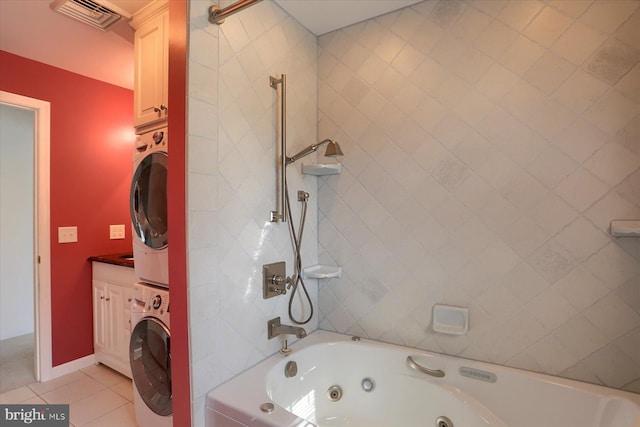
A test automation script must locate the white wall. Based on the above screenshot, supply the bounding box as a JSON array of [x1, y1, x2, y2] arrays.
[[0, 104, 35, 340], [316, 0, 640, 392], [187, 1, 318, 425]]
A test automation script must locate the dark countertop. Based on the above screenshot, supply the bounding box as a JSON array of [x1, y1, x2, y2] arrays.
[[89, 253, 134, 268]]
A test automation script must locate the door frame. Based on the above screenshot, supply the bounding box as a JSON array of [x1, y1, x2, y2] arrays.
[[0, 91, 52, 382]]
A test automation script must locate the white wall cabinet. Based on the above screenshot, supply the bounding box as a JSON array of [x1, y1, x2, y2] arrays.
[[92, 262, 135, 378], [131, 1, 169, 132]]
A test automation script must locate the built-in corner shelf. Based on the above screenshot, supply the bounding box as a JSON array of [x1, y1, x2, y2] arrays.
[[302, 163, 342, 176], [610, 220, 640, 237], [302, 265, 342, 279]]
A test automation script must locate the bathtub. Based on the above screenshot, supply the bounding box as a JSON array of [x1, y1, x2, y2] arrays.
[[206, 331, 640, 427]]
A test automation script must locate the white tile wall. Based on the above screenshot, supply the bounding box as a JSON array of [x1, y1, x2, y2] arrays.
[[317, 0, 640, 393], [186, 1, 640, 424], [187, 1, 317, 426]]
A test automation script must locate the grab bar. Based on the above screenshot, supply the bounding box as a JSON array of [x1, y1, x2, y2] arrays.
[[406, 355, 445, 378]]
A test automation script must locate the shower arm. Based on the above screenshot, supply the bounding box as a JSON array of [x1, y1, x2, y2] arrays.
[[286, 139, 334, 165]]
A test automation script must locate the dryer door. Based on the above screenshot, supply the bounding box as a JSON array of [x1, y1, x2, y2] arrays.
[[130, 151, 168, 249], [130, 317, 172, 416]]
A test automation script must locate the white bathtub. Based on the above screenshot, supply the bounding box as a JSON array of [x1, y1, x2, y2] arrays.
[[206, 331, 640, 427]]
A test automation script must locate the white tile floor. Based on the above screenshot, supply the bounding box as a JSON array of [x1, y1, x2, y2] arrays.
[[0, 364, 138, 427]]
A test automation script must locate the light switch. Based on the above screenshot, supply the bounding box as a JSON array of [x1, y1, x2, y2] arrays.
[[110, 224, 125, 240], [58, 226, 78, 243]]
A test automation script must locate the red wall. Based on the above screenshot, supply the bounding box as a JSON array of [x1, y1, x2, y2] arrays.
[[0, 51, 135, 366], [167, 1, 191, 425]]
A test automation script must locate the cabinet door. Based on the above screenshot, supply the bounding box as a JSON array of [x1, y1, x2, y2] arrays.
[[133, 11, 168, 128], [92, 281, 108, 351], [124, 287, 133, 334], [106, 285, 127, 358]]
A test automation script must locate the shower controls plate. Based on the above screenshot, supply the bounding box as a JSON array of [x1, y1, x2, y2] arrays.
[[263, 261, 288, 299]]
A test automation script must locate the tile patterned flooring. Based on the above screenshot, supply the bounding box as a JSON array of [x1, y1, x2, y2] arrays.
[[0, 335, 138, 426]]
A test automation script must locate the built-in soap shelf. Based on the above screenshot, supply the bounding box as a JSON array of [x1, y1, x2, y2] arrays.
[[302, 163, 342, 176], [432, 304, 469, 335], [302, 265, 342, 279], [610, 220, 640, 237]]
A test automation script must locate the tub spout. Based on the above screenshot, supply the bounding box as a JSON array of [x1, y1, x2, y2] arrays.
[[268, 317, 306, 339]]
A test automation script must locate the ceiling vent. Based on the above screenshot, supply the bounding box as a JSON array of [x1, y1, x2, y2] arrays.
[[50, 0, 132, 31]]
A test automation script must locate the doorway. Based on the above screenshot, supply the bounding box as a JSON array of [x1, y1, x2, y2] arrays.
[[0, 91, 52, 388], [0, 103, 35, 392]]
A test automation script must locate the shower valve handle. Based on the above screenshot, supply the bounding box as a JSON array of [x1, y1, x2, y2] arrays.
[[268, 274, 292, 295]]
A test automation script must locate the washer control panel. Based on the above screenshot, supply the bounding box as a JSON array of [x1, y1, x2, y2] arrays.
[[132, 283, 170, 319], [134, 127, 168, 153]]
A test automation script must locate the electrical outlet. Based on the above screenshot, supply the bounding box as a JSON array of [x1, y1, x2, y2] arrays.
[[58, 226, 78, 243], [110, 224, 125, 240]]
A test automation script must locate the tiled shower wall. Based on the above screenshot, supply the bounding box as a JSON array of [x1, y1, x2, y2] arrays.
[[317, 0, 640, 391], [186, 0, 639, 423], [187, 1, 317, 425]]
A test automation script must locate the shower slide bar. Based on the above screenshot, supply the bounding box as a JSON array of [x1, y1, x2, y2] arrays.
[[270, 74, 287, 223], [208, 0, 263, 25]]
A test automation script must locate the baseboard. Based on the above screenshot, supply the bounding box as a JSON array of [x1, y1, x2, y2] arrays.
[[43, 354, 96, 381]]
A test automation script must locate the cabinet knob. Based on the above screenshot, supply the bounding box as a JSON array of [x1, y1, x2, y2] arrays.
[[128, 298, 132, 302], [160, 104, 167, 111], [105, 298, 111, 302], [154, 106, 161, 113], [100, 296, 105, 300]]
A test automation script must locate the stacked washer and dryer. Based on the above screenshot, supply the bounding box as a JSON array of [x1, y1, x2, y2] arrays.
[[129, 128, 172, 427]]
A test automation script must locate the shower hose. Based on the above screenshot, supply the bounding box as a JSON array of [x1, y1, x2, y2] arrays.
[[284, 178, 314, 325]]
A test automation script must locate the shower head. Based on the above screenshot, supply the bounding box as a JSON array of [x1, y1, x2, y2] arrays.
[[324, 140, 344, 158], [286, 139, 344, 165]]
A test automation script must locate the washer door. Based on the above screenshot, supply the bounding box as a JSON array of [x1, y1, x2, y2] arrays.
[[130, 151, 168, 249], [130, 317, 172, 416]]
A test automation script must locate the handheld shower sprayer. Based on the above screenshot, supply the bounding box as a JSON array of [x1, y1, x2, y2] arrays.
[[286, 139, 343, 165], [281, 138, 343, 325]]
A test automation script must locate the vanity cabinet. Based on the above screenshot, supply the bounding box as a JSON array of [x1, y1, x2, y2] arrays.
[[92, 262, 135, 378], [131, 1, 169, 132]]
